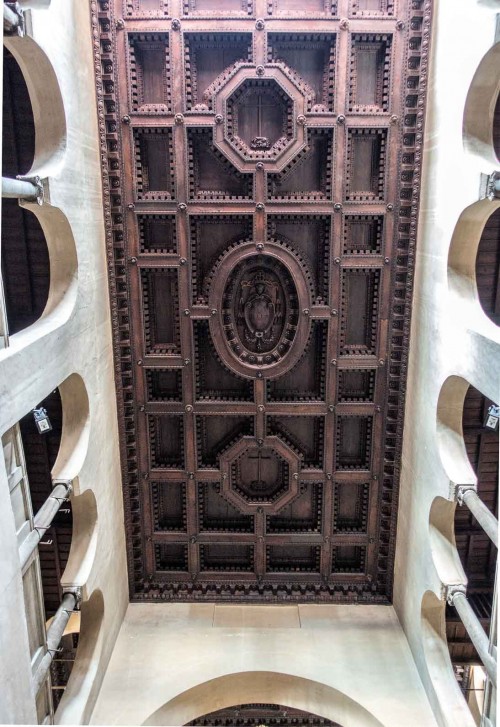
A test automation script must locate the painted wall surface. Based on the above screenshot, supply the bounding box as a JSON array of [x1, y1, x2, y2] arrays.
[[393, 1, 499, 726], [91, 603, 439, 727], [0, 0, 129, 723]]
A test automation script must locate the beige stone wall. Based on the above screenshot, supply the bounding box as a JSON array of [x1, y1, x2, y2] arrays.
[[0, 0, 129, 723], [91, 602, 439, 727], [393, 1, 499, 726]]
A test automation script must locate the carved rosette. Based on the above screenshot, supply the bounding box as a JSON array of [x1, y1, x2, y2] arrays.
[[208, 241, 312, 379]]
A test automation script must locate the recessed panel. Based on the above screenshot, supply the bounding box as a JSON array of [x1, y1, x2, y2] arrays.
[[146, 369, 183, 401], [336, 416, 372, 470], [267, 34, 336, 111], [350, 0, 394, 14], [267, 545, 321, 572], [334, 482, 369, 532], [152, 482, 187, 531], [346, 129, 386, 201], [149, 415, 184, 468], [343, 215, 383, 255], [332, 545, 366, 573], [138, 215, 176, 254], [155, 544, 188, 571], [340, 269, 380, 354], [190, 215, 253, 301], [267, 483, 322, 533], [129, 34, 170, 111], [267, 416, 324, 469], [188, 129, 252, 199], [268, 130, 333, 200], [267, 215, 330, 301], [272, 0, 336, 15], [199, 483, 254, 532], [184, 0, 252, 15], [200, 544, 254, 571], [141, 269, 180, 353], [134, 129, 174, 199], [197, 416, 254, 467], [349, 35, 391, 112], [185, 34, 252, 108], [195, 322, 254, 401], [337, 369, 376, 402], [267, 321, 327, 402]]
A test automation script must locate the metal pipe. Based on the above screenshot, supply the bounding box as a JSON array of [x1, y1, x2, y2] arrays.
[[17, 0, 51, 7], [2, 176, 41, 202], [3, 4, 22, 32], [447, 587, 497, 688], [32, 592, 77, 695], [458, 487, 498, 548], [19, 482, 72, 570]]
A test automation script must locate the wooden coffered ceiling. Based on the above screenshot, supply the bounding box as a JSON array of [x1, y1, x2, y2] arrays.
[[93, 0, 432, 602]]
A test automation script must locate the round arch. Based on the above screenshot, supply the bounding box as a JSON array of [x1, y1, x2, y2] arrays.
[[447, 198, 500, 342], [436, 375, 477, 488], [462, 41, 500, 165], [143, 672, 386, 727], [3, 34, 67, 177]]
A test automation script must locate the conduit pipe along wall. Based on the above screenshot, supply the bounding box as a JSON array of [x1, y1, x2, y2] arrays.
[[33, 590, 80, 694], [18, 479, 72, 570]]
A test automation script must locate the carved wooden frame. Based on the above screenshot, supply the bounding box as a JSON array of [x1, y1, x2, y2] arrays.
[[91, 0, 433, 603]]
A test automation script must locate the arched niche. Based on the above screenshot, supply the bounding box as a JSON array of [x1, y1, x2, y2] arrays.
[[52, 374, 90, 484], [1, 47, 76, 342], [2, 201, 79, 345], [60, 489, 97, 597], [436, 376, 477, 488], [50, 372, 96, 590], [447, 199, 500, 339], [463, 41, 500, 165], [3, 34, 66, 178], [420, 591, 476, 727], [54, 589, 105, 725], [143, 672, 386, 727], [429, 496, 466, 588], [474, 207, 500, 326]]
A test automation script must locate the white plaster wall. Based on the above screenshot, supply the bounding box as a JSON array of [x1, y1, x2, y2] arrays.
[[91, 603, 439, 727], [0, 1, 129, 723], [393, 2, 500, 726]]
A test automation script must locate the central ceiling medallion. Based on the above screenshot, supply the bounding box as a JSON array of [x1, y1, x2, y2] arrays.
[[208, 241, 312, 379]]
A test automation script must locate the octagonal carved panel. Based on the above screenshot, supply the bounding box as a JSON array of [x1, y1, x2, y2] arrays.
[[220, 435, 301, 514]]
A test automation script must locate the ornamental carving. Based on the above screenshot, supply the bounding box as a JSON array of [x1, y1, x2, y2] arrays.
[[208, 241, 312, 379], [93, 0, 433, 603], [220, 435, 302, 515]]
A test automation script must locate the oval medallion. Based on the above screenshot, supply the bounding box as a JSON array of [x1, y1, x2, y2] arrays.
[[208, 241, 312, 380]]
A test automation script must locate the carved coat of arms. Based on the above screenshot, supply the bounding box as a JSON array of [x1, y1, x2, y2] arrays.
[[237, 271, 282, 351]]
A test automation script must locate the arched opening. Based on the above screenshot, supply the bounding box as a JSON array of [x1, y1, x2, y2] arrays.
[[1, 47, 50, 337], [19, 388, 70, 618], [420, 591, 475, 727], [447, 383, 498, 713], [54, 589, 105, 726], [462, 41, 500, 165], [143, 672, 386, 727], [186, 703, 341, 726], [475, 207, 500, 326], [3, 372, 95, 722], [447, 199, 500, 340], [434, 376, 498, 723]]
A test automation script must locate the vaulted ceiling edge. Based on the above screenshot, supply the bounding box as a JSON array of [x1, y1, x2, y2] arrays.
[[91, 0, 433, 603]]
